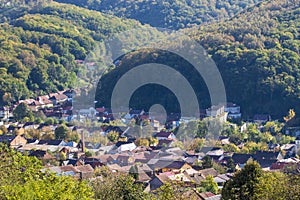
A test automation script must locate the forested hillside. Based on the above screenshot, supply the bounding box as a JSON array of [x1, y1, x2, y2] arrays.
[[96, 0, 300, 118], [0, 1, 143, 106], [191, 0, 300, 117], [0, 0, 299, 118], [55, 0, 260, 30]]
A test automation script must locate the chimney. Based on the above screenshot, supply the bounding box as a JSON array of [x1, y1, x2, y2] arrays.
[[81, 130, 85, 153]]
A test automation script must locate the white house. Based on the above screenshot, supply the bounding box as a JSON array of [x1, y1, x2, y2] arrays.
[[154, 131, 176, 140], [117, 142, 137, 153], [225, 103, 241, 119], [0, 106, 10, 119], [78, 107, 97, 118], [206, 105, 228, 122]]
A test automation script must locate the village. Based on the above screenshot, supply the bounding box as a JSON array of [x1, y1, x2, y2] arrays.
[[0, 90, 300, 199]]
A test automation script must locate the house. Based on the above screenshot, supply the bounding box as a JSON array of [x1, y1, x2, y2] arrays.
[[156, 139, 174, 148], [206, 148, 224, 156], [214, 174, 230, 189], [240, 123, 248, 132], [43, 164, 94, 179], [270, 161, 300, 171], [253, 151, 283, 169], [38, 95, 54, 108], [38, 140, 66, 146], [29, 150, 54, 160], [198, 168, 219, 178], [129, 109, 144, 118], [0, 135, 27, 147], [26, 138, 39, 144], [225, 103, 241, 119], [161, 161, 191, 172], [281, 144, 297, 157], [253, 114, 271, 124], [253, 151, 283, 161], [49, 93, 68, 105], [0, 106, 10, 119], [231, 153, 252, 169], [23, 122, 39, 130], [149, 173, 171, 191], [75, 164, 94, 179], [218, 136, 230, 145], [78, 107, 97, 118], [117, 142, 137, 153], [295, 136, 300, 154], [206, 105, 227, 122], [63, 89, 77, 99], [63, 159, 83, 166], [199, 192, 221, 200], [84, 157, 105, 168], [154, 131, 176, 140], [206, 105, 224, 117]]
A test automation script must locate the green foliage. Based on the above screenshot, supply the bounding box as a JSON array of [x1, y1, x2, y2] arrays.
[[135, 138, 149, 147], [188, 138, 205, 152], [0, 144, 93, 199], [223, 161, 300, 200], [56, 0, 260, 30], [192, 0, 300, 118], [227, 158, 236, 172], [54, 124, 70, 140], [106, 131, 119, 142], [202, 155, 213, 169], [148, 136, 158, 146], [13, 102, 33, 121], [91, 173, 149, 200], [153, 181, 189, 200], [222, 160, 263, 200], [0, 1, 143, 106], [199, 175, 218, 194], [212, 162, 226, 174]]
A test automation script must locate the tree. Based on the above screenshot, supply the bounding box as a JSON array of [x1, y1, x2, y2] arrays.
[[66, 131, 80, 142], [129, 165, 139, 180], [199, 175, 218, 194], [195, 120, 208, 138], [45, 118, 55, 125], [227, 158, 236, 172], [222, 160, 263, 200], [188, 138, 205, 152], [135, 138, 149, 147], [202, 155, 213, 169], [0, 125, 8, 134], [13, 102, 33, 121], [153, 181, 188, 200], [253, 171, 287, 200], [0, 144, 93, 199], [54, 124, 70, 140], [284, 109, 296, 122], [148, 136, 158, 146], [106, 131, 119, 142], [91, 173, 149, 200], [229, 134, 243, 145]]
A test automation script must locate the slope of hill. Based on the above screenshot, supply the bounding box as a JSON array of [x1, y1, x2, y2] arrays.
[[55, 0, 260, 30], [95, 0, 300, 118], [0, 1, 143, 106], [191, 0, 300, 117]]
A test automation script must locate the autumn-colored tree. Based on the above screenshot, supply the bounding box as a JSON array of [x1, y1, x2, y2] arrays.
[[106, 131, 119, 142], [135, 138, 149, 147], [284, 109, 296, 122]]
